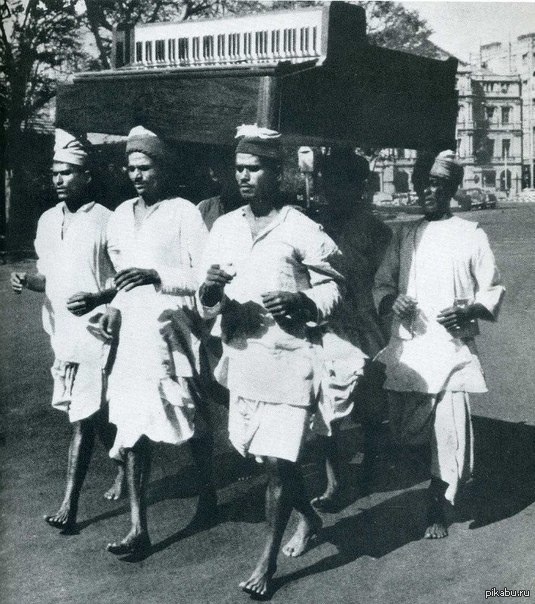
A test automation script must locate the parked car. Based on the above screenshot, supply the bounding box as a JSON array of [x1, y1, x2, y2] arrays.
[[453, 189, 473, 211], [455, 188, 498, 211]]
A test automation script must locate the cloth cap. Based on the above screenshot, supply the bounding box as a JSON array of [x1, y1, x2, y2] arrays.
[[53, 129, 90, 167], [429, 150, 464, 187], [126, 125, 171, 163], [235, 124, 282, 160]]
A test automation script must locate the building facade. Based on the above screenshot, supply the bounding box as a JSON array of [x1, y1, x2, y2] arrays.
[[374, 54, 524, 196], [479, 34, 535, 188]]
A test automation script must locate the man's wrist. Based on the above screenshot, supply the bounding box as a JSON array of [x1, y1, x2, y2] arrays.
[[199, 283, 223, 307], [149, 269, 161, 286]]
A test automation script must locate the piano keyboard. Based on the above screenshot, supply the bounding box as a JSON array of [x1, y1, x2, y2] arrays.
[[111, 5, 353, 70]]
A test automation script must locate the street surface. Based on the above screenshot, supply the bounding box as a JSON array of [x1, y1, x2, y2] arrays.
[[1, 205, 534, 604]]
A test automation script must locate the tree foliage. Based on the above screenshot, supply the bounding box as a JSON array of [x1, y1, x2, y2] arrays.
[[1, 0, 84, 134]]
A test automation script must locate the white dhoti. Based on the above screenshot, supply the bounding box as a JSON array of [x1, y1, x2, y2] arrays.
[[229, 397, 309, 463], [388, 390, 474, 504], [107, 292, 200, 460], [51, 358, 105, 423]]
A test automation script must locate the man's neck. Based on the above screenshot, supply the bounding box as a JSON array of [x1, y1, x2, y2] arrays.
[[424, 210, 452, 222], [63, 199, 87, 214], [248, 196, 278, 217], [138, 193, 163, 208]]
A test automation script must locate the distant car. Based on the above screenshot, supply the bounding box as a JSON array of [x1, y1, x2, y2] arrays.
[[454, 189, 473, 211], [459, 188, 497, 210], [485, 192, 498, 209]]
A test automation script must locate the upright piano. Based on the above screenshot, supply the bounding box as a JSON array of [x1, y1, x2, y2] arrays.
[[56, 2, 458, 151]]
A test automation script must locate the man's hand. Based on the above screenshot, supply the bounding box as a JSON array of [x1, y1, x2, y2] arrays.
[[67, 292, 99, 316], [114, 268, 160, 292], [391, 294, 417, 319], [98, 307, 121, 340], [200, 264, 235, 307], [261, 291, 309, 319], [437, 305, 473, 332], [10, 272, 27, 294]]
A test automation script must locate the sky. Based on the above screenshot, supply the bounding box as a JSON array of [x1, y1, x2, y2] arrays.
[[401, 1, 535, 61]]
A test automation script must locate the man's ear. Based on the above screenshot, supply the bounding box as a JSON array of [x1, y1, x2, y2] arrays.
[[84, 170, 92, 185]]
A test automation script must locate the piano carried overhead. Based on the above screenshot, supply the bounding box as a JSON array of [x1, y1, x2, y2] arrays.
[[57, 2, 459, 151]]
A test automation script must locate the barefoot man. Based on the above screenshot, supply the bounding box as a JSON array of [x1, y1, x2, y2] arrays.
[[100, 126, 214, 559], [11, 129, 124, 533], [198, 125, 343, 598], [312, 148, 392, 510], [373, 150, 505, 539]]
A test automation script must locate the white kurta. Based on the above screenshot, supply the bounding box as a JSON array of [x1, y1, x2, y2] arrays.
[[106, 197, 208, 454], [198, 205, 343, 459], [373, 215, 505, 503], [199, 205, 343, 406], [34, 201, 114, 421], [373, 216, 504, 394]]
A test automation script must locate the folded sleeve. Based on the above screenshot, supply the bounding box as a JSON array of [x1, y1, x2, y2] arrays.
[[299, 223, 344, 322], [471, 227, 505, 320], [196, 217, 226, 319]]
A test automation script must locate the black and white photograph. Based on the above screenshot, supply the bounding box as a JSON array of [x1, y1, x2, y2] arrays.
[[1, 1, 534, 602]]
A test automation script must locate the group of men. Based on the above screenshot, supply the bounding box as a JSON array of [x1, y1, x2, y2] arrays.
[[11, 123, 504, 599]]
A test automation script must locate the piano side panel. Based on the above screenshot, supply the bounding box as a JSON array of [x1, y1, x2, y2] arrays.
[[279, 48, 458, 150], [56, 74, 261, 145]]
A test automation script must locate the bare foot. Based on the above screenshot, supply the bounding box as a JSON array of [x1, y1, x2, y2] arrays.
[[43, 507, 76, 533], [103, 469, 125, 501], [282, 513, 322, 557], [239, 561, 276, 599], [106, 528, 151, 557], [311, 487, 341, 513], [424, 522, 448, 539]]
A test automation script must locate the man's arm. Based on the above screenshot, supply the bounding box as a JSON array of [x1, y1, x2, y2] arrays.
[[437, 227, 505, 331], [66, 287, 117, 316], [11, 271, 46, 293]]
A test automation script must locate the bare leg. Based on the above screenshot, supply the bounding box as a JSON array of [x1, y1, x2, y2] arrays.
[[311, 423, 342, 512], [360, 421, 382, 495], [283, 465, 322, 557], [188, 432, 218, 526], [239, 457, 293, 598], [94, 406, 125, 501], [107, 437, 151, 556], [44, 418, 95, 532], [424, 476, 448, 539]]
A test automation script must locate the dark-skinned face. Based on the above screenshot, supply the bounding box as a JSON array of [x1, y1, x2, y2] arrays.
[[235, 153, 279, 202], [52, 162, 90, 205], [418, 175, 453, 217], [127, 152, 165, 201]]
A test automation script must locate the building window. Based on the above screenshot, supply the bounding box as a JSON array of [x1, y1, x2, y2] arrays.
[[396, 148, 405, 159], [501, 107, 511, 124], [486, 106, 495, 120], [136, 41, 143, 62], [488, 139, 495, 159], [502, 139, 511, 158]]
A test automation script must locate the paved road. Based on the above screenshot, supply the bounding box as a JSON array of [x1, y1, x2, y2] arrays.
[[1, 206, 534, 604]]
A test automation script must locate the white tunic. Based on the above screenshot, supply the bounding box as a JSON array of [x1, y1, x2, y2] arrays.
[[35, 201, 114, 421], [198, 205, 343, 407], [373, 216, 505, 394], [106, 197, 208, 452]]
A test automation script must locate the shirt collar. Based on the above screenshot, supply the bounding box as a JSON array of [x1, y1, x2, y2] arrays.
[[57, 200, 96, 213]]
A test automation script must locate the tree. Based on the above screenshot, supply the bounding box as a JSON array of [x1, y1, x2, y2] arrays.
[[1, 0, 85, 247]]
